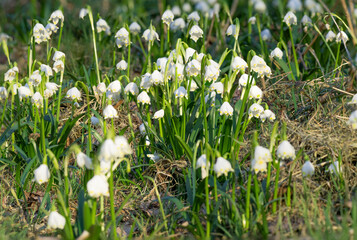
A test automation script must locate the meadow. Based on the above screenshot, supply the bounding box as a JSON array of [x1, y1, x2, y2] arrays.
[[0, 0, 357, 239]]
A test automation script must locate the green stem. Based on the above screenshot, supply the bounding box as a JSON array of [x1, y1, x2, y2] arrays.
[[272, 160, 281, 213], [289, 27, 300, 78], [333, 42, 341, 80], [109, 162, 118, 240], [205, 173, 211, 239], [245, 172, 252, 230], [57, 20, 63, 51]]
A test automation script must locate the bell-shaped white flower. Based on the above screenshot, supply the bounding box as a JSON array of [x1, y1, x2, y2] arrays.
[[168, 62, 185, 80], [29, 70, 42, 86], [210, 82, 224, 94], [231, 56, 248, 72], [49, 10, 64, 25], [283, 11, 298, 27], [347, 110, 357, 129], [147, 152, 161, 162], [336, 31, 349, 44], [99, 139, 118, 161], [171, 18, 186, 31], [33, 23, 50, 44], [153, 109, 164, 119], [157, 57, 168, 71], [4, 66, 19, 82], [150, 70, 164, 85], [41, 64, 53, 77], [45, 23, 58, 36], [48, 211, 66, 230], [270, 47, 283, 59], [325, 31, 336, 42], [66, 87, 81, 101], [261, 29, 272, 41], [115, 28, 130, 48], [142, 28, 160, 42], [137, 91, 151, 104], [34, 164, 50, 184], [328, 161, 341, 175], [96, 82, 106, 96], [124, 82, 139, 96], [287, 0, 302, 11], [183, 3, 192, 13], [140, 73, 152, 90], [276, 140, 296, 160], [226, 24, 238, 38], [0, 87, 8, 100], [185, 47, 196, 62], [248, 103, 264, 118], [129, 22, 141, 34], [248, 16, 256, 24], [53, 51, 65, 61], [18, 85, 32, 100], [189, 80, 198, 91], [174, 86, 188, 98], [301, 15, 312, 26], [250, 55, 271, 78], [213, 157, 233, 177], [79, 8, 88, 19], [114, 136, 133, 158], [260, 109, 276, 122], [172, 6, 181, 16], [254, 146, 273, 163], [187, 11, 200, 22], [53, 60, 64, 73], [196, 154, 210, 179], [239, 74, 256, 88], [162, 9, 174, 25], [77, 152, 93, 169], [254, 0, 267, 13], [139, 123, 146, 135], [219, 102, 233, 116], [87, 175, 109, 198], [302, 161, 314, 177], [249, 85, 263, 100], [32, 92, 43, 108], [116, 60, 128, 70], [96, 19, 111, 35], [189, 25, 203, 42], [251, 157, 267, 174], [186, 59, 201, 77], [205, 65, 220, 82], [103, 105, 118, 119], [107, 80, 122, 93]]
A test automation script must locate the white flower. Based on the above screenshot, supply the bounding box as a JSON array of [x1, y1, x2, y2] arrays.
[[283, 11, 298, 27], [48, 211, 66, 230], [326, 31, 336, 42], [41, 64, 53, 77], [139, 123, 146, 135], [276, 140, 296, 160], [196, 1, 210, 14], [140, 73, 152, 90], [287, 0, 302, 11], [28, 70, 42, 86], [205, 91, 216, 106], [336, 31, 349, 44], [99, 139, 118, 161], [34, 164, 50, 184], [4, 66, 18, 82], [189, 25, 203, 42], [171, 18, 186, 31], [270, 47, 283, 59], [183, 3, 192, 13], [107, 80, 122, 93], [0, 87, 8, 100], [33, 23, 50, 44], [53, 51, 65, 61], [328, 161, 341, 175], [162, 9, 174, 25], [301, 15, 312, 26], [66, 87, 81, 101], [147, 152, 161, 162], [32, 92, 43, 108], [137, 91, 151, 104], [210, 81, 224, 94], [254, 146, 273, 163], [53, 60, 64, 73], [45, 23, 58, 36], [49, 10, 64, 25], [115, 28, 130, 48], [239, 74, 256, 88], [251, 157, 267, 174], [129, 22, 141, 34], [205, 65, 220, 82], [124, 82, 139, 96], [248, 17, 256, 24], [219, 102, 233, 116], [248, 103, 264, 118], [114, 136, 133, 157], [96, 82, 107, 96], [226, 24, 238, 38], [142, 28, 159, 42], [157, 57, 168, 71], [189, 80, 198, 91], [196, 154, 210, 179], [18, 85, 32, 100], [91, 116, 100, 125], [103, 105, 118, 119], [261, 29, 272, 41], [87, 175, 109, 198], [100, 160, 111, 174], [96, 19, 111, 35], [0, 33, 11, 42], [250, 55, 271, 78], [172, 6, 181, 16], [150, 70, 164, 85], [77, 152, 93, 169], [254, 1, 266, 13], [185, 47, 196, 62], [260, 109, 276, 122], [347, 110, 357, 129], [79, 8, 88, 19], [186, 59, 201, 77], [153, 109, 164, 119], [174, 86, 188, 98], [145, 135, 150, 146], [249, 85, 263, 99], [302, 161, 314, 177], [168, 62, 185, 80], [348, 94, 357, 105], [116, 60, 128, 70], [231, 57, 248, 72], [213, 157, 233, 177], [188, 11, 200, 22]]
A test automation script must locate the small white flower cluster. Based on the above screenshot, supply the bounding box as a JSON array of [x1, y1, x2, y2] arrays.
[[34, 10, 64, 44], [196, 154, 233, 179], [326, 30, 349, 44]]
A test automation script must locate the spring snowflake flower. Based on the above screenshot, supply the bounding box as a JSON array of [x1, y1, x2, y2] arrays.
[[40, 64, 53, 77], [183, 3, 192, 13], [214, 157, 233, 177], [174, 86, 188, 98], [91, 116, 100, 126], [162, 9, 174, 25], [28, 70, 42, 87], [348, 94, 357, 104], [79, 8, 88, 19], [189, 80, 198, 91], [18, 85, 32, 100], [142, 28, 160, 42], [33, 23, 50, 44], [261, 29, 272, 41], [248, 16, 256, 24], [87, 175, 109, 198], [157, 57, 168, 71], [53, 60, 64, 73], [66, 87, 81, 101], [96, 82, 106, 96], [205, 65, 220, 82], [45, 23, 58, 36], [210, 82, 224, 94], [115, 28, 130, 48], [283, 11, 298, 27], [185, 47, 196, 62], [231, 56, 248, 72], [219, 102, 234, 116], [287, 0, 302, 11], [137, 91, 151, 104], [226, 24, 238, 38], [103, 105, 118, 119], [325, 31, 336, 42], [129, 22, 141, 34], [107, 80, 122, 93], [251, 157, 267, 174], [270, 47, 283, 59], [250, 55, 271, 78], [260, 109, 276, 122], [189, 25, 203, 42], [196, 154, 210, 179], [336, 31, 349, 44], [239, 74, 256, 88], [140, 73, 152, 90], [76, 152, 93, 169], [124, 82, 139, 96], [186, 59, 201, 77], [171, 18, 186, 31], [99, 139, 118, 161], [49, 10, 64, 25], [301, 15, 312, 26], [153, 109, 164, 119], [32, 92, 43, 108], [0, 87, 8, 100], [150, 70, 164, 85], [195, 1, 210, 14], [188, 11, 200, 22], [249, 85, 263, 100], [328, 161, 341, 175], [248, 103, 264, 118], [116, 60, 128, 70], [4, 66, 18, 82], [255, 146, 273, 162], [114, 136, 133, 157], [96, 19, 111, 35], [168, 63, 185, 80], [302, 161, 315, 177], [34, 164, 50, 184], [347, 110, 357, 129], [48, 211, 66, 230], [276, 140, 296, 160], [145, 135, 150, 146], [147, 152, 161, 162], [254, 0, 266, 13], [53, 51, 65, 61]]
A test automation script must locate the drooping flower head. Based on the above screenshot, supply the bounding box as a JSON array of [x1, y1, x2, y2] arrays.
[[213, 157, 233, 177]]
